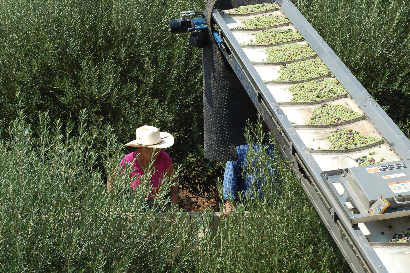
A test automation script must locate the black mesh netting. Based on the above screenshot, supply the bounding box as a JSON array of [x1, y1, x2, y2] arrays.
[[202, 0, 272, 161]]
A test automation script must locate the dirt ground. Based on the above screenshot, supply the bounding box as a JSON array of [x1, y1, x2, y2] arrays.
[[176, 186, 220, 212]]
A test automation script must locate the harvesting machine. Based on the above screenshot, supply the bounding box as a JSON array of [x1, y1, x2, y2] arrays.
[[170, 1, 410, 272]]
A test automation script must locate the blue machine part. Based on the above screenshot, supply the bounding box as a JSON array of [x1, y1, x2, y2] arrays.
[[188, 17, 208, 32], [212, 31, 224, 49]]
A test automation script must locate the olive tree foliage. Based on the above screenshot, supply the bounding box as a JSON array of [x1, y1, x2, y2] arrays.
[[0, 0, 205, 156], [0, 1, 407, 271], [0, 112, 201, 272], [0, 0, 221, 190], [0, 114, 350, 272]]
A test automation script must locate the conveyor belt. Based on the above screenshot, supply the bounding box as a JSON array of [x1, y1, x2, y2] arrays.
[[208, 1, 410, 272]]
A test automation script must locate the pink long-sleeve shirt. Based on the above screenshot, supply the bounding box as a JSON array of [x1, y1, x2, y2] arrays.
[[120, 150, 172, 199]]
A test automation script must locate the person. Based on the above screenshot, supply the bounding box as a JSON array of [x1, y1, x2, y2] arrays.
[[202, 0, 278, 215], [222, 144, 276, 214], [107, 125, 178, 208]]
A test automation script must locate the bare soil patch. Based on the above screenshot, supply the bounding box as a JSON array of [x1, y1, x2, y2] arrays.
[[176, 186, 220, 212]]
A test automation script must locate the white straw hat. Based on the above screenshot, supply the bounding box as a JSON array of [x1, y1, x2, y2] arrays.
[[125, 125, 174, 149]]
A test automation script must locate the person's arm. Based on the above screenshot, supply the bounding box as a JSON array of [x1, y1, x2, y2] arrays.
[[165, 163, 173, 178]]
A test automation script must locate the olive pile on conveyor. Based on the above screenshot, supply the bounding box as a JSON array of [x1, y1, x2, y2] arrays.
[[222, 3, 401, 171]]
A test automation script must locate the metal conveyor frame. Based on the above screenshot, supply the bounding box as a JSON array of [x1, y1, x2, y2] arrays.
[[209, 0, 410, 272]]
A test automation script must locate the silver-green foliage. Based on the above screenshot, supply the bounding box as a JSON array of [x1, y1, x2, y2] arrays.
[[0, 112, 196, 272], [224, 3, 280, 14], [289, 78, 348, 102], [328, 128, 382, 150], [249, 28, 302, 46], [0, 0, 204, 158], [238, 14, 289, 29], [308, 104, 362, 125], [266, 43, 316, 63], [212, 120, 351, 273], [278, 58, 329, 82], [0, 114, 351, 272]]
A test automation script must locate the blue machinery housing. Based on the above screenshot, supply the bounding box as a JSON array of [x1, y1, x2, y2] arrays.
[[189, 17, 208, 32]]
